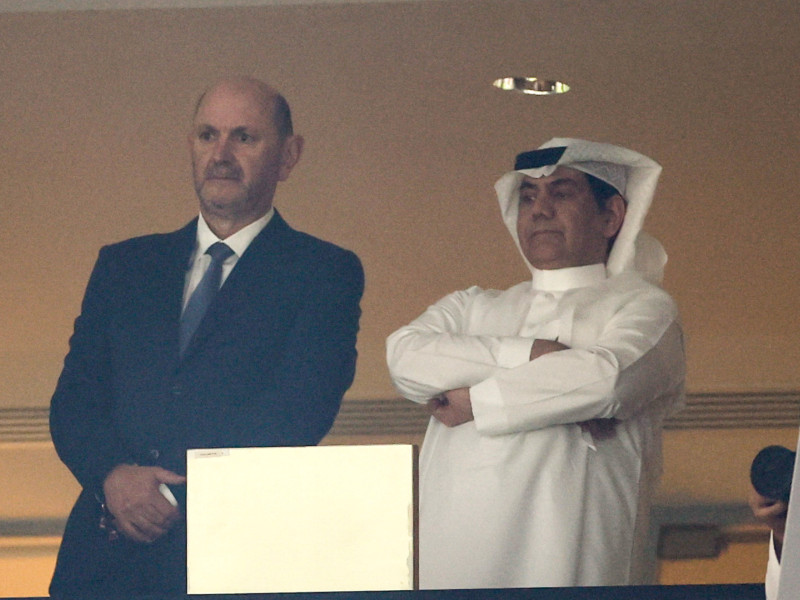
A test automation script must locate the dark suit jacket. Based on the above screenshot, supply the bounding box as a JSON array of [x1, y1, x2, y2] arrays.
[[48, 211, 364, 596]]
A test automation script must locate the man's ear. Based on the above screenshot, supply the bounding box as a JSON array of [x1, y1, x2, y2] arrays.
[[602, 194, 626, 239], [278, 134, 304, 181]]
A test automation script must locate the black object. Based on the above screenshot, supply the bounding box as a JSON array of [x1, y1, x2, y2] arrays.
[[514, 146, 568, 170], [750, 444, 796, 503], [44, 584, 769, 600]]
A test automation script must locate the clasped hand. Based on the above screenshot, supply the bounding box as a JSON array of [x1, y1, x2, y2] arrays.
[[427, 388, 474, 427], [103, 464, 186, 544]]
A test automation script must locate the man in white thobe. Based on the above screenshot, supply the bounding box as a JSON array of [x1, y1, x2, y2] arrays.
[[387, 138, 686, 589]]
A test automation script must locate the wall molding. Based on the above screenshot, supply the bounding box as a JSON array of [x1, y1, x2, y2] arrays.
[[0, 518, 66, 538], [0, 0, 430, 15], [0, 408, 52, 443], [663, 391, 800, 430], [5, 391, 797, 443], [329, 391, 800, 437]]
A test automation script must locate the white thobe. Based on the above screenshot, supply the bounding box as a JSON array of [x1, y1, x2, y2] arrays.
[[387, 264, 685, 589], [766, 532, 780, 600]]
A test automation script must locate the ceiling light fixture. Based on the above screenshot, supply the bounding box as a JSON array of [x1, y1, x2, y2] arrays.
[[492, 77, 570, 96]]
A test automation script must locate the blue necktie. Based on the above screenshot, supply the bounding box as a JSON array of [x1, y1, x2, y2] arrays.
[[179, 242, 234, 356]]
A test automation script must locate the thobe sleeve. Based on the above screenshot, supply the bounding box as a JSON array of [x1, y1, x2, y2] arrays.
[[386, 287, 533, 403], [470, 285, 685, 436]]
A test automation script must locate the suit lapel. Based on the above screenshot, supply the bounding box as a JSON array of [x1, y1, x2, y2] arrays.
[[139, 220, 197, 361]]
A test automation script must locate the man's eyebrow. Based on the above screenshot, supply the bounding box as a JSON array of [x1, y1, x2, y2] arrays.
[[520, 177, 580, 190], [549, 178, 581, 188]]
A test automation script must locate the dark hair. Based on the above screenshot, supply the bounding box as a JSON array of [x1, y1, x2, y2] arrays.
[[585, 173, 622, 209], [583, 172, 624, 254], [273, 93, 293, 140]]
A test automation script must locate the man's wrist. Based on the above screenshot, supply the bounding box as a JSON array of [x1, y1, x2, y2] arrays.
[[95, 492, 120, 542]]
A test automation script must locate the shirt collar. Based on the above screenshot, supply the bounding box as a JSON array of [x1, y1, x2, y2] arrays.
[[530, 263, 607, 292], [195, 208, 274, 259]]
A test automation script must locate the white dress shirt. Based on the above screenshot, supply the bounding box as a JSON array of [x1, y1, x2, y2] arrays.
[[182, 209, 273, 310]]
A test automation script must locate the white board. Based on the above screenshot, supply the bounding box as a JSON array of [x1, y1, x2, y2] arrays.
[[186, 444, 416, 594]]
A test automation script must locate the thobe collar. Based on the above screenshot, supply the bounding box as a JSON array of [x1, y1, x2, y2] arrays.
[[530, 263, 607, 292]]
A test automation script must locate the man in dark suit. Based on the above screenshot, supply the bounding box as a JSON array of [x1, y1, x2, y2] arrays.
[[48, 77, 364, 596]]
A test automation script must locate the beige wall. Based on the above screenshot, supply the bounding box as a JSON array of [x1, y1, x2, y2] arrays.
[[1, 0, 798, 593], [1, 0, 798, 408]]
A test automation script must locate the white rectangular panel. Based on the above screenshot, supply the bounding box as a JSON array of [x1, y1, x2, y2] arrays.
[[186, 444, 416, 594]]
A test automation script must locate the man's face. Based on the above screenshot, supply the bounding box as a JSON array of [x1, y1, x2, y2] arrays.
[[189, 82, 295, 228], [516, 166, 625, 270]]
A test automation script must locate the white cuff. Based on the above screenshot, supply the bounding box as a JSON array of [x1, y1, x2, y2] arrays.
[[470, 378, 507, 435], [495, 337, 535, 369]]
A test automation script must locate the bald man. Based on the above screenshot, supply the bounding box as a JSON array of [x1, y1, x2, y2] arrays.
[[49, 77, 364, 596]]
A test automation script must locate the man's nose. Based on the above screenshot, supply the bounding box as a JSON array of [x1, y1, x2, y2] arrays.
[[529, 193, 555, 218], [211, 136, 234, 162]]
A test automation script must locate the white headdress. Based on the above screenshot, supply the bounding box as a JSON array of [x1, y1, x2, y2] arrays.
[[494, 137, 666, 284]]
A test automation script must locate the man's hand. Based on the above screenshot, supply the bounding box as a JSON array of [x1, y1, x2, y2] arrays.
[[530, 338, 569, 360], [428, 387, 474, 427], [749, 485, 788, 559], [103, 464, 186, 544]]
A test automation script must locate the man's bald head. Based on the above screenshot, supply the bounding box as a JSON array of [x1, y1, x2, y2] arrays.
[[194, 77, 294, 140]]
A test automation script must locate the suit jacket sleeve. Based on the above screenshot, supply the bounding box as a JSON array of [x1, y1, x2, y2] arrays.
[[49, 245, 140, 493]]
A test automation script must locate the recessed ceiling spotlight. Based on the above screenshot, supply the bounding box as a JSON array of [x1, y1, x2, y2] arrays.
[[492, 77, 570, 95]]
